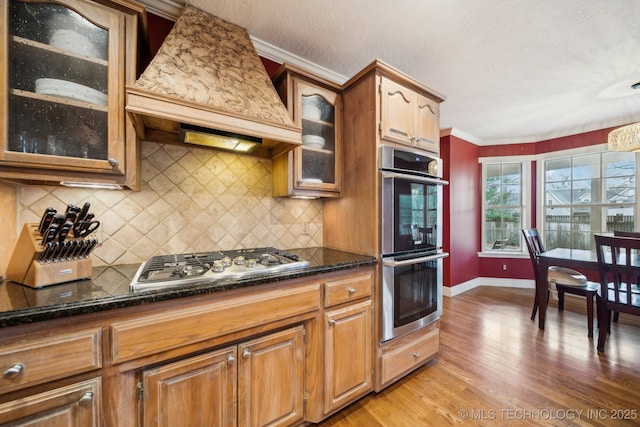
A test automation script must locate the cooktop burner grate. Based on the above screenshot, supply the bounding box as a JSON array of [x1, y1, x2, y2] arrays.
[[130, 247, 309, 291]]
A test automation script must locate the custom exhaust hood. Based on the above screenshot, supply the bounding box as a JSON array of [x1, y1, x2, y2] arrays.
[[126, 5, 301, 158]]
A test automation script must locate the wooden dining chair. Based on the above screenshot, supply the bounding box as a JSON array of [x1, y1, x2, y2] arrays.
[[613, 230, 640, 238], [521, 228, 600, 337], [594, 234, 640, 352]]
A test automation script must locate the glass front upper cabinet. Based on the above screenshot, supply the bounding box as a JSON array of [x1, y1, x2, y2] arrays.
[[1, 0, 128, 175], [272, 64, 342, 198]]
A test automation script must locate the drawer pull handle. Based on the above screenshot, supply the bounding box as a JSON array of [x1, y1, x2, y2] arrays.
[[328, 319, 336, 326], [347, 287, 356, 295], [413, 352, 420, 359], [242, 349, 251, 359], [3, 364, 24, 379], [78, 392, 94, 406], [227, 354, 235, 365]]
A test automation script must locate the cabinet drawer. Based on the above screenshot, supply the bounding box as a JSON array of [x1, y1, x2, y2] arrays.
[[380, 327, 438, 386], [111, 283, 320, 363], [324, 273, 372, 307], [0, 328, 102, 394]]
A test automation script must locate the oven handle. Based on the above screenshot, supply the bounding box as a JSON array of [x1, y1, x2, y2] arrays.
[[381, 170, 449, 186], [382, 252, 449, 267]]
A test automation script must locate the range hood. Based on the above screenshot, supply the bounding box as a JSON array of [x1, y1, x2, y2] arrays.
[[126, 5, 301, 158]]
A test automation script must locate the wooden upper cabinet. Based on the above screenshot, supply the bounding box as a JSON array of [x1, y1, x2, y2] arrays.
[[0, 0, 145, 189], [272, 64, 342, 198], [380, 76, 440, 153]]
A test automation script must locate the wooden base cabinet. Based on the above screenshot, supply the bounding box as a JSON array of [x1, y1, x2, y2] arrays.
[[142, 348, 237, 427], [324, 300, 372, 413], [0, 378, 101, 427], [378, 323, 439, 390], [141, 326, 305, 427]]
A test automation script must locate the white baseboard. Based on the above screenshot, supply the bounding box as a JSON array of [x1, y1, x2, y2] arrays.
[[444, 277, 534, 297]]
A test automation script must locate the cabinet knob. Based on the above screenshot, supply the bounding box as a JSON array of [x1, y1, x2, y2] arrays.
[[347, 287, 356, 295], [227, 354, 235, 365], [107, 158, 119, 167], [242, 349, 251, 359], [3, 363, 24, 379], [413, 352, 420, 359], [78, 392, 94, 407], [328, 319, 336, 326]]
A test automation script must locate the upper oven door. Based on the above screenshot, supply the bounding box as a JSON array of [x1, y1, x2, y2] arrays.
[[381, 171, 445, 255]]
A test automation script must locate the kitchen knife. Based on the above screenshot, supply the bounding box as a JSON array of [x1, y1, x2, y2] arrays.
[[61, 240, 77, 261], [50, 242, 63, 263], [57, 221, 73, 242], [39, 241, 55, 264], [82, 239, 98, 258], [76, 202, 91, 222], [64, 210, 78, 224], [71, 240, 86, 259], [44, 213, 66, 238], [42, 223, 59, 244], [38, 208, 56, 235]]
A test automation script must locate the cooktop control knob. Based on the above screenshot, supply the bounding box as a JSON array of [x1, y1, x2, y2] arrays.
[[212, 260, 224, 272], [221, 256, 232, 267], [246, 258, 257, 268], [234, 256, 245, 265]]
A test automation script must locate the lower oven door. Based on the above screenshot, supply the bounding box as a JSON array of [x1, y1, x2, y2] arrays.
[[381, 251, 448, 342]]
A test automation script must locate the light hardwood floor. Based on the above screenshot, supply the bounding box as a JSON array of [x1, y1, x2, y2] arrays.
[[317, 286, 640, 426]]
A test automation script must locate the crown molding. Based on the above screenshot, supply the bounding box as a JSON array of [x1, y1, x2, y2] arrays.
[[440, 127, 483, 145]]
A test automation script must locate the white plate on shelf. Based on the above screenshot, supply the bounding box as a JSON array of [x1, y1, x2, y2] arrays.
[[302, 135, 325, 149], [35, 78, 108, 106], [49, 29, 101, 59]]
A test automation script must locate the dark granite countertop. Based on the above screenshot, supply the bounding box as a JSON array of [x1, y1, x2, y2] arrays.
[[0, 247, 377, 328]]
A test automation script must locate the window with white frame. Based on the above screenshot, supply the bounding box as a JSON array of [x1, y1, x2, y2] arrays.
[[483, 162, 526, 252], [543, 151, 637, 250]]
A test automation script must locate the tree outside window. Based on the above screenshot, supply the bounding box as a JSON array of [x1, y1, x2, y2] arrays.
[[484, 163, 523, 251]]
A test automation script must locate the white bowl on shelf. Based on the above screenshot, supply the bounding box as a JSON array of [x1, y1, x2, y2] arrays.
[[302, 105, 322, 120], [35, 78, 108, 106], [302, 135, 325, 149]]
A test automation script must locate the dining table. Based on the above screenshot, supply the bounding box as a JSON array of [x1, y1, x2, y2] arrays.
[[537, 246, 640, 352]]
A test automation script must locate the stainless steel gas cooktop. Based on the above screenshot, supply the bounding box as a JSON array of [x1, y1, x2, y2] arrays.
[[129, 247, 309, 291]]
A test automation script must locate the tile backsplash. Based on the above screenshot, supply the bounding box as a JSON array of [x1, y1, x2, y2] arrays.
[[13, 142, 323, 267]]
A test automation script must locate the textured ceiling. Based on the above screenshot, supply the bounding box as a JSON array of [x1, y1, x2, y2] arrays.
[[152, 0, 640, 145]]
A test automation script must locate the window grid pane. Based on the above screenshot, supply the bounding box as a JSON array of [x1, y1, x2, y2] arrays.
[[543, 152, 636, 250], [484, 163, 523, 251]]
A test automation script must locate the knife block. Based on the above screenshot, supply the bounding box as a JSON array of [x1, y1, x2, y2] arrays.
[[7, 223, 93, 288]]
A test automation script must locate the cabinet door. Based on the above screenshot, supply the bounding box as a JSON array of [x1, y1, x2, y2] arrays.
[[0, 377, 101, 427], [324, 300, 372, 413], [413, 93, 439, 152], [142, 347, 237, 427], [294, 78, 341, 194], [238, 326, 304, 427], [380, 77, 414, 146], [1, 0, 127, 175]]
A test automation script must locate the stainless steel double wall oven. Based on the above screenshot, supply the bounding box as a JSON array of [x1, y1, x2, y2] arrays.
[[380, 146, 448, 342]]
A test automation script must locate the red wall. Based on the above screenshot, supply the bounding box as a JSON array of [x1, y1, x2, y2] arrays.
[[441, 135, 481, 287]]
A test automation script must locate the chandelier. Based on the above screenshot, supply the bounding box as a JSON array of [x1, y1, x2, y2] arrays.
[[608, 122, 640, 152]]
